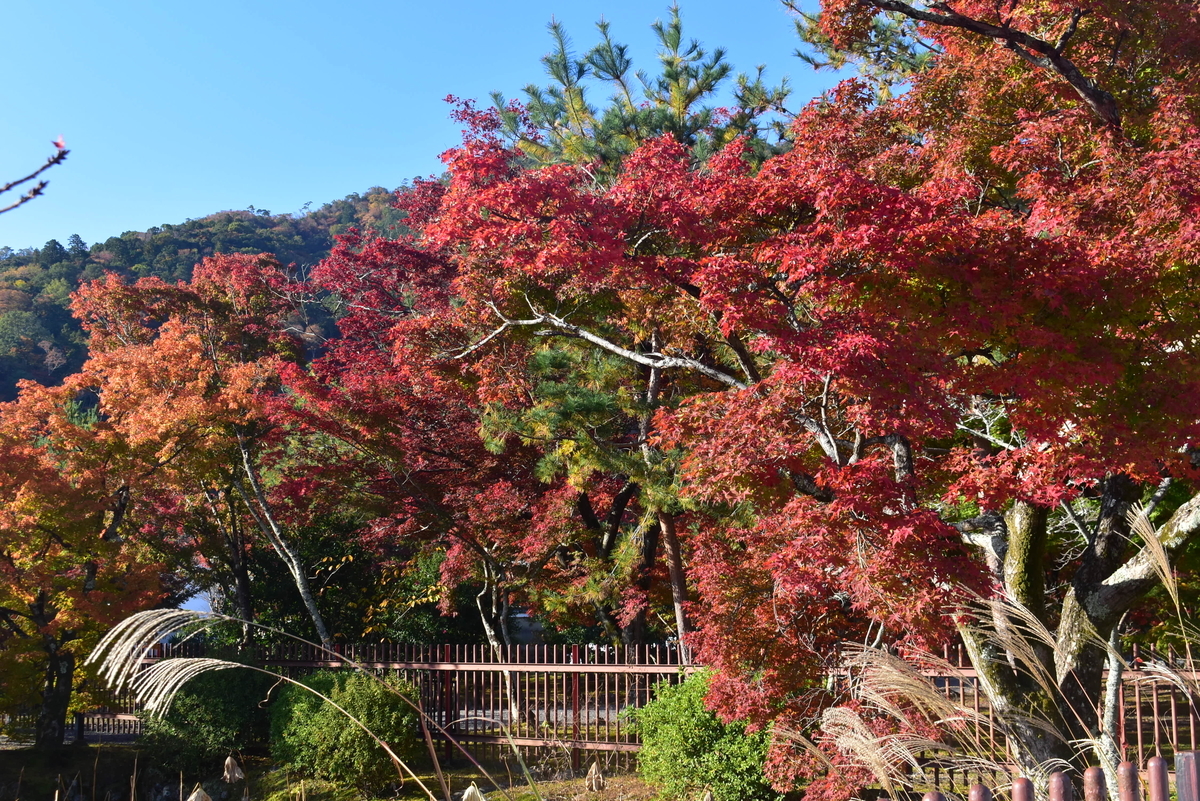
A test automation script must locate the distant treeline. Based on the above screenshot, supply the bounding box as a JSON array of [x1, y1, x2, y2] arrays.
[[0, 187, 407, 399]]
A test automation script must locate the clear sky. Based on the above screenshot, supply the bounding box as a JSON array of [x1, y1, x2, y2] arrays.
[[1, 0, 840, 252]]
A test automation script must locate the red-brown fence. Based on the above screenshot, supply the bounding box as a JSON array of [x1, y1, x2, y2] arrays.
[[52, 641, 695, 763], [898, 753, 1200, 801], [924, 642, 1200, 772], [28, 639, 1200, 772]]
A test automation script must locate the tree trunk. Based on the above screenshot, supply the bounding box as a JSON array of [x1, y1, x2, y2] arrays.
[[34, 641, 74, 748], [957, 478, 1200, 795], [959, 624, 1074, 778], [959, 501, 1076, 777], [1053, 475, 1140, 758], [475, 571, 520, 724], [229, 551, 255, 646], [233, 439, 333, 648], [221, 492, 256, 645], [622, 513, 660, 646], [658, 512, 689, 644]]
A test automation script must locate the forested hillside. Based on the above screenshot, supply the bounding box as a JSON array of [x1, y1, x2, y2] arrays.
[[0, 187, 406, 398]]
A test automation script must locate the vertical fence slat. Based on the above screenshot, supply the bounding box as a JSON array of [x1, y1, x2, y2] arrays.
[[1118, 761, 1140, 801]]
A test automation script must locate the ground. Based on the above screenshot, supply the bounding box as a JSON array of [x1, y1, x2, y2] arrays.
[[0, 745, 661, 801]]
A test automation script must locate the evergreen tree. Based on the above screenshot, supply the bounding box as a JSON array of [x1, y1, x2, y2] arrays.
[[492, 5, 792, 172], [786, 2, 940, 100], [37, 239, 68, 268], [66, 234, 88, 258]]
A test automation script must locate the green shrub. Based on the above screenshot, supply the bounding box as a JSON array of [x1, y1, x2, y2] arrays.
[[139, 666, 273, 775], [634, 670, 781, 801], [270, 670, 420, 792]]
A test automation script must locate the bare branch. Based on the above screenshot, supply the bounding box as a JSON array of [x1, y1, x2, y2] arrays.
[[467, 301, 749, 389], [1092, 490, 1200, 614], [0, 181, 50, 215], [953, 511, 1008, 579], [454, 303, 540, 360], [1060, 500, 1092, 545], [790, 470, 835, 502], [1144, 476, 1174, 519], [0, 147, 69, 215], [957, 422, 1018, 451], [861, 433, 914, 480], [0, 148, 68, 196], [797, 415, 843, 463], [1054, 8, 1087, 53], [867, 1, 1120, 127]]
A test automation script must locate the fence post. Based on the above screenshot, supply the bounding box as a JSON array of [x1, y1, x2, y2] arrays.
[[1050, 771, 1073, 801], [1118, 761, 1141, 801], [572, 644, 581, 772], [1147, 756, 1169, 801], [923, 792, 946, 801], [1178, 752, 1200, 801], [1013, 777, 1034, 801], [73, 712, 85, 744], [969, 784, 993, 801], [442, 643, 453, 762], [1085, 767, 1106, 801]]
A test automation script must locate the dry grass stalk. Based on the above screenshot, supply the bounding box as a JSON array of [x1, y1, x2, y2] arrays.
[[963, 589, 1116, 752], [185, 784, 212, 801], [1130, 504, 1181, 617], [89, 610, 443, 800], [585, 760, 606, 792], [88, 608, 542, 801], [791, 612, 1081, 795], [223, 756, 245, 783]]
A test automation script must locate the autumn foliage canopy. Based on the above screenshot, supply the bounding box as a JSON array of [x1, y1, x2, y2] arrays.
[[3, 0, 1200, 784]]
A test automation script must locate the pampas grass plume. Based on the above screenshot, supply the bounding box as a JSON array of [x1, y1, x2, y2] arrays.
[[223, 756, 245, 783], [186, 785, 212, 801]]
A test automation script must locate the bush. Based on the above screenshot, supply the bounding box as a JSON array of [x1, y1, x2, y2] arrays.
[[270, 670, 420, 792], [634, 670, 782, 801], [139, 666, 274, 775]]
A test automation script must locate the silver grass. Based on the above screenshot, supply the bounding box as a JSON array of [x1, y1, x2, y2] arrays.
[[965, 590, 1114, 736], [797, 614, 1079, 795], [130, 658, 243, 716], [843, 644, 970, 727], [969, 595, 1062, 700], [88, 609, 447, 801], [1128, 505, 1181, 617], [820, 705, 908, 793], [585, 760, 606, 792], [223, 756, 245, 783], [186, 785, 212, 801], [775, 511, 1194, 800], [1125, 660, 1197, 703], [88, 608, 554, 801], [86, 608, 215, 694], [116, 654, 435, 794]]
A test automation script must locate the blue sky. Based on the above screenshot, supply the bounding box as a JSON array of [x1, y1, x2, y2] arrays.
[[1, 0, 840, 251]]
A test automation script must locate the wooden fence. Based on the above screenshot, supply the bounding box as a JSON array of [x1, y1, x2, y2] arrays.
[[40, 640, 1200, 771], [898, 753, 1197, 801], [60, 641, 695, 765], [924, 642, 1200, 771]]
